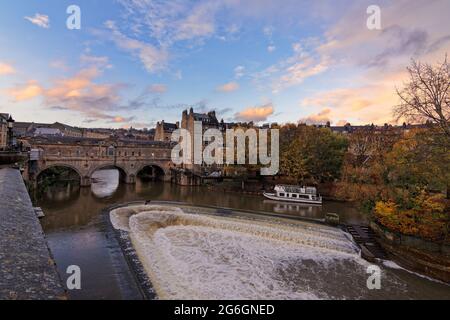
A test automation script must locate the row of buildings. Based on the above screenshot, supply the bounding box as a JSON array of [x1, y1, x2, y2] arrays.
[[3, 108, 431, 157], [154, 109, 277, 142], [12, 121, 155, 141]]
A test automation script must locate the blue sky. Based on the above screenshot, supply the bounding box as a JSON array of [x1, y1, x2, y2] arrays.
[[0, 0, 448, 128]]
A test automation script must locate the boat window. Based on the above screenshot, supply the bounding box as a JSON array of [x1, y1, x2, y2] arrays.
[[299, 195, 309, 199], [279, 193, 285, 197], [292, 194, 298, 198]]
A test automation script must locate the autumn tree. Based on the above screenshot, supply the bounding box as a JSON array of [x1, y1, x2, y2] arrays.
[[386, 129, 450, 198], [374, 129, 450, 241], [280, 125, 348, 184]]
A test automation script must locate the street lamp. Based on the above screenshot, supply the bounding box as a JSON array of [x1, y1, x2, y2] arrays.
[[7, 115, 15, 150]]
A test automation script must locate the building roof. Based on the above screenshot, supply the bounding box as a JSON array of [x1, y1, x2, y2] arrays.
[[33, 128, 63, 136], [162, 122, 178, 131], [0, 113, 8, 123], [193, 112, 219, 125]]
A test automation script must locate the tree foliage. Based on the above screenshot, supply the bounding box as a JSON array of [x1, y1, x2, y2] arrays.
[[280, 124, 348, 184]]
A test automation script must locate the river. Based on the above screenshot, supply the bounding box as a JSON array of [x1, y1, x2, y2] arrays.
[[35, 169, 450, 300]]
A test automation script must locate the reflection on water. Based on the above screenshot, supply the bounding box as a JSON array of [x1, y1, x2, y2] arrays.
[[39, 169, 367, 232], [91, 169, 119, 198], [35, 169, 450, 300]]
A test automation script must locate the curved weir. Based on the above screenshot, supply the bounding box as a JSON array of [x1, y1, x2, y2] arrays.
[[110, 204, 437, 300]]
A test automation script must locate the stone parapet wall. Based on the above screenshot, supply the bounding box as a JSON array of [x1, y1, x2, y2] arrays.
[[0, 168, 65, 300]]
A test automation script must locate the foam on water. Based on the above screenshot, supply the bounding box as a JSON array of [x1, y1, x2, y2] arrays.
[[111, 205, 381, 299]]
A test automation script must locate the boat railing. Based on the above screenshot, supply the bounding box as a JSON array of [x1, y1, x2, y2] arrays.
[[276, 185, 318, 195]]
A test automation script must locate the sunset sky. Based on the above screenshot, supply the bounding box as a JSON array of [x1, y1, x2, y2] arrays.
[[0, 0, 448, 128]]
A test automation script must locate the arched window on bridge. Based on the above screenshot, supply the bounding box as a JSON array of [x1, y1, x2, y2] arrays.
[[108, 146, 115, 157]]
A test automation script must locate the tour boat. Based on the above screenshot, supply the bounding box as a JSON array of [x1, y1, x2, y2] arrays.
[[263, 185, 323, 205]]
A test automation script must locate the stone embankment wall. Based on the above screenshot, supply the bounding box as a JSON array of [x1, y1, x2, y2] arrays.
[[371, 221, 450, 283], [0, 168, 65, 300]]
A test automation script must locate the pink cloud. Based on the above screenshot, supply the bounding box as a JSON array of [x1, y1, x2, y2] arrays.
[[234, 103, 274, 122], [217, 82, 239, 92]]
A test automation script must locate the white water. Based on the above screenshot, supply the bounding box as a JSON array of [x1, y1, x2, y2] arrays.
[[111, 205, 388, 299]]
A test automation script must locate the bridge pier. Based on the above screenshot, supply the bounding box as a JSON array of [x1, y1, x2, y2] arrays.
[[81, 176, 91, 187], [125, 174, 136, 184]]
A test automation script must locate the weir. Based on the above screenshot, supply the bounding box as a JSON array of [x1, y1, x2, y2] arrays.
[[109, 204, 369, 299], [0, 168, 65, 300]]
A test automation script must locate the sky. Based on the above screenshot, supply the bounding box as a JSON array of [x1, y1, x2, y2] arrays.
[[0, 0, 448, 129]]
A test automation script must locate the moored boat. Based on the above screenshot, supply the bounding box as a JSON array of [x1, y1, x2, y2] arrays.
[[263, 185, 323, 205]]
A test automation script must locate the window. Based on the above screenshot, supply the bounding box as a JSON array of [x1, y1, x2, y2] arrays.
[[279, 193, 285, 197], [108, 146, 115, 156], [292, 194, 298, 198]]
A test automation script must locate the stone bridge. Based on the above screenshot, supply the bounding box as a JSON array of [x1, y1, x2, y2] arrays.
[[24, 137, 175, 186]]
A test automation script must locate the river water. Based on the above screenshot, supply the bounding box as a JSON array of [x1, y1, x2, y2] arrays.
[[36, 169, 450, 300]]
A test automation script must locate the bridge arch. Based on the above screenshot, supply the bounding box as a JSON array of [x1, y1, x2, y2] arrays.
[[135, 163, 167, 181], [89, 163, 131, 184], [36, 164, 82, 185]]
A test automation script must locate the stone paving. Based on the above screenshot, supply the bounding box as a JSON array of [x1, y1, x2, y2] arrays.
[[0, 168, 65, 300]]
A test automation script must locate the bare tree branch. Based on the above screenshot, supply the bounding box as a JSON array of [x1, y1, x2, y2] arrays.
[[395, 54, 450, 139]]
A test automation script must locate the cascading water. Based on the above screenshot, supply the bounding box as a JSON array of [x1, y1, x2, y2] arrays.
[[110, 205, 447, 300]]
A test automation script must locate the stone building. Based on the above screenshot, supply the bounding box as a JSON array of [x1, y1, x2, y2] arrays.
[[0, 113, 8, 150], [155, 120, 179, 142], [52, 122, 83, 137], [13, 122, 34, 138], [180, 108, 221, 172], [32, 127, 63, 137], [81, 128, 111, 139]]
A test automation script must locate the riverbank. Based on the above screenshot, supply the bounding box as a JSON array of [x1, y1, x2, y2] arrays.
[[0, 168, 65, 300], [371, 221, 450, 283]]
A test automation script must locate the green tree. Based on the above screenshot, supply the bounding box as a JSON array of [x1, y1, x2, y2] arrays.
[[280, 125, 348, 184]]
